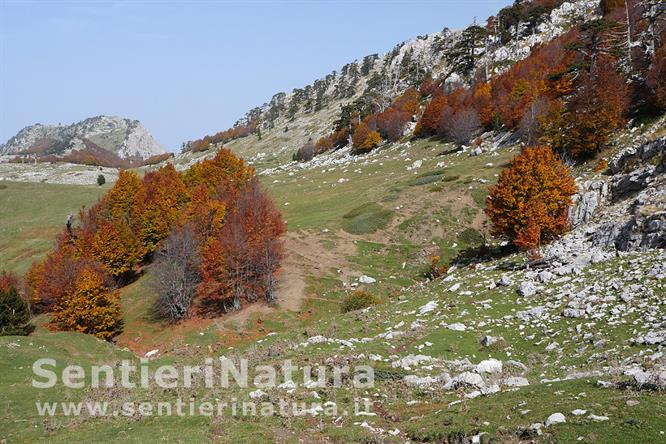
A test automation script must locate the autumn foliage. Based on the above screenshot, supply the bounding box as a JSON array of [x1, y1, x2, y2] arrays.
[[485, 146, 577, 252], [27, 148, 285, 336], [186, 121, 258, 153], [198, 178, 285, 312], [50, 266, 122, 340], [412, 22, 635, 158], [352, 122, 381, 152], [544, 61, 630, 158]]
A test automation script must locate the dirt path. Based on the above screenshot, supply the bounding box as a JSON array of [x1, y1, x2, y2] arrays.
[[219, 230, 354, 329], [273, 236, 307, 311]]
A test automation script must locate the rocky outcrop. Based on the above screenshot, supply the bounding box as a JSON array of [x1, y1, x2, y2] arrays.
[[546, 136, 666, 268], [608, 137, 665, 174], [593, 211, 666, 251], [0, 115, 164, 160], [568, 180, 609, 227], [591, 137, 666, 251]]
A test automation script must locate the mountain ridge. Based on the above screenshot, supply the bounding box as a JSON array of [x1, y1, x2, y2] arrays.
[[0, 115, 165, 163], [182, 0, 598, 156]]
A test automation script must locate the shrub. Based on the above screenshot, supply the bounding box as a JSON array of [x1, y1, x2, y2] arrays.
[[408, 174, 443, 186], [408, 169, 447, 186], [485, 146, 577, 252], [341, 290, 378, 313], [293, 141, 315, 162], [97, 174, 106, 186], [0, 279, 34, 336], [352, 122, 382, 152], [424, 255, 449, 280]]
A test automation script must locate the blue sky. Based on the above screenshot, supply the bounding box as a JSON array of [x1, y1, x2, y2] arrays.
[[0, 0, 511, 151]]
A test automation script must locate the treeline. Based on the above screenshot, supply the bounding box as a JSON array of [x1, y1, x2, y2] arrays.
[[298, 0, 665, 162], [21, 149, 285, 339], [183, 121, 258, 153]]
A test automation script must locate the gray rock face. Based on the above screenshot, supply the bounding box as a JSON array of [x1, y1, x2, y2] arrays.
[[560, 136, 666, 253], [611, 166, 658, 200], [592, 205, 666, 252], [0, 115, 164, 160], [609, 137, 665, 174], [568, 181, 608, 227]]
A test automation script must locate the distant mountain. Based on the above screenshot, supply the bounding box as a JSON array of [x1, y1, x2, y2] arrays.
[[1, 116, 166, 166]]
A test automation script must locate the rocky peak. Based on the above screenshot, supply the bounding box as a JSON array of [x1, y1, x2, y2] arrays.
[[0, 115, 165, 161]]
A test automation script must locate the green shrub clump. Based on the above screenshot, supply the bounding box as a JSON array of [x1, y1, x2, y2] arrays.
[[341, 290, 378, 313]]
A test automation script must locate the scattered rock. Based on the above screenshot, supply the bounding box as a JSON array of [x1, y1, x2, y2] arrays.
[[589, 414, 609, 421], [447, 323, 467, 332], [545, 413, 566, 427], [480, 335, 502, 347], [249, 389, 267, 400], [358, 275, 376, 284], [477, 359, 503, 374], [144, 349, 159, 359], [418, 301, 438, 315], [518, 281, 538, 297], [504, 377, 530, 387]]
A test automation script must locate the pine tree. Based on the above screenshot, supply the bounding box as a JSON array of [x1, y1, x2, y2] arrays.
[[0, 285, 35, 336], [445, 25, 488, 79]]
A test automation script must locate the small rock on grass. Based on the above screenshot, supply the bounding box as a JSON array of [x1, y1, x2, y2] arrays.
[[545, 413, 566, 427]]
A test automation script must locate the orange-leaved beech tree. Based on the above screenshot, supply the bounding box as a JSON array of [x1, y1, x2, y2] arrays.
[[49, 265, 122, 340], [485, 146, 578, 252], [198, 178, 285, 313], [73, 169, 147, 279], [184, 148, 255, 201]]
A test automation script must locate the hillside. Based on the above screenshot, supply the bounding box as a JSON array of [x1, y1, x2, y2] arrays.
[[1, 117, 665, 442], [0, 115, 165, 167], [179, 0, 598, 164], [1, 0, 666, 442]]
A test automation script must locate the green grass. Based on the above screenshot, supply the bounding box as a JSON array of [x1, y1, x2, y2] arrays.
[[0, 181, 107, 274], [470, 186, 488, 208], [457, 227, 483, 246], [341, 202, 394, 234], [2, 128, 665, 442]]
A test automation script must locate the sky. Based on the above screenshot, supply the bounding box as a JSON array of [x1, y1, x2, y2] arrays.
[[0, 0, 512, 151]]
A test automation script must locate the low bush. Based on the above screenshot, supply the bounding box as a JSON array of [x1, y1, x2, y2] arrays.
[[341, 290, 378, 313]]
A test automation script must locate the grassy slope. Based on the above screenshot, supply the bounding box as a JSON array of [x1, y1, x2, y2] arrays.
[[1, 124, 665, 442], [0, 181, 110, 274]]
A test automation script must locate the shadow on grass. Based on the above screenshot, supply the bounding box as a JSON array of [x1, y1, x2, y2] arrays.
[[451, 243, 517, 268]]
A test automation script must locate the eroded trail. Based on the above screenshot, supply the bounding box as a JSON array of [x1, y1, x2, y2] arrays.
[[220, 230, 355, 328]]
